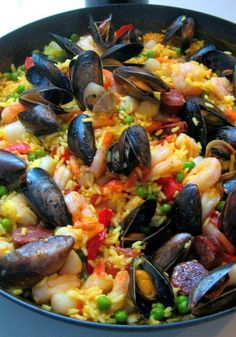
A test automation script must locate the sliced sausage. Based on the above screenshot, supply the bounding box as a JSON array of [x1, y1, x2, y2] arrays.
[[171, 261, 208, 295], [12, 224, 52, 248], [161, 89, 185, 115], [193, 235, 223, 270]]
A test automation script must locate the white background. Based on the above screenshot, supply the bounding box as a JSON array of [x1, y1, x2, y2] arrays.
[[0, 0, 235, 38]]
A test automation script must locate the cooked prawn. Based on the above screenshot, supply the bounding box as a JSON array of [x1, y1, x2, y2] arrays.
[[201, 187, 222, 222], [90, 131, 113, 178], [107, 270, 129, 312], [183, 157, 221, 193], [209, 76, 232, 99], [151, 142, 174, 167], [82, 272, 113, 293], [150, 155, 182, 180], [175, 133, 200, 158], [1, 102, 25, 124]]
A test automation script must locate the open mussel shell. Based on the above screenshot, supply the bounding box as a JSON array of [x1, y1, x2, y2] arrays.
[[215, 126, 236, 149], [219, 190, 236, 246], [71, 50, 103, 110], [67, 114, 96, 166], [0, 150, 26, 187], [130, 256, 174, 318], [181, 17, 195, 52], [89, 14, 115, 50], [113, 66, 169, 101], [201, 50, 236, 74], [0, 235, 74, 289], [102, 44, 143, 62], [21, 168, 72, 228], [18, 104, 60, 135], [116, 28, 143, 45], [188, 263, 236, 316], [83, 83, 106, 111], [32, 53, 71, 92], [120, 199, 157, 247], [51, 33, 83, 57], [26, 66, 49, 87], [106, 142, 123, 174], [171, 183, 202, 236], [152, 233, 193, 272], [188, 44, 216, 62], [223, 177, 236, 195], [163, 15, 187, 43]]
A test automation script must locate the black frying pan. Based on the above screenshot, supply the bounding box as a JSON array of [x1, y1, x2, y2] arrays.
[[0, 4, 236, 337]]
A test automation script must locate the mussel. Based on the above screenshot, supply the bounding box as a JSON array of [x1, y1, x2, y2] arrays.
[[18, 104, 60, 135], [201, 50, 236, 75], [89, 14, 115, 50], [67, 114, 96, 166], [113, 66, 169, 101], [70, 50, 103, 110], [163, 15, 195, 52], [21, 168, 72, 228], [171, 183, 202, 236], [51, 33, 83, 57], [129, 256, 174, 318], [120, 199, 157, 247], [152, 233, 193, 272], [0, 150, 26, 187], [188, 44, 216, 62], [219, 190, 236, 246], [26, 66, 49, 87], [188, 263, 236, 316], [0, 235, 74, 288], [215, 126, 236, 149], [107, 125, 151, 176], [116, 28, 143, 45]]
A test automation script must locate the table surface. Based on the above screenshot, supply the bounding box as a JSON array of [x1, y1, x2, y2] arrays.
[[0, 1, 235, 337], [0, 0, 235, 37]]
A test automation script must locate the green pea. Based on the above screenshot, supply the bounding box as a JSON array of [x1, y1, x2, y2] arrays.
[[70, 33, 79, 42], [175, 295, 188, 305], [16, 84, 25, 94], [28, 153, 36, 161], [0, 218, 12, 232], [216, 200, 226, 211], [151, 307, 165, 320], [175, 47, 182, 57], [3, 72, 12, 80], [0, 185, 8, 197], [177, 300, 189, 314], [153, 302, 165, 310], [145, 50, 156, 58], [183, 161, 196, 171], [61, 123, 68, 131], [135, 185, 148, 199], [35, 148, 46, 158], [96, 295, 111, 312], [146, 194, 157, 201], [161, 203, 172, 214], [124, 115, 134, 125], [114, 310, 128, 324], [11, 72, 18, 81], [175, 173, 184, 183]]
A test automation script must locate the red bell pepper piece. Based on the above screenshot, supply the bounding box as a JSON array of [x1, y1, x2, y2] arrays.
[[24, 56, 34, 70], [223, 253, 236, 263], [116, 24, 134, 38], [87, 229, 107, 260], [98, 208, 113, 228], [158, 176, 182, 201], [4, 143, 31, 154]]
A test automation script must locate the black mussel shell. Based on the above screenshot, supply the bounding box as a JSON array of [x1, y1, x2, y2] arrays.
[[51, 33, 83, 57], [0, 150, 26, 187], [188, 44, 216, 62], [26, 66, 49, 87], [201, 50, 236, 74], [215, 126, 236, 149], [163, 15, 187, 43], [89, 14, 115, 49], [219, 190, 236, 246], [102, 44, 143, 62]]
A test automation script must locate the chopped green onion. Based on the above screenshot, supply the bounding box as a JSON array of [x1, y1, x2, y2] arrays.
[[175, 47, 182, 57], [216, 200, 226, 212], [183, 161, 196, 171], [16, 84, 25, 94], [124, 115, 134, 125], [61, 123, 68, 131], [35, 148, 46, 158], [175, 173, 184, 183], [5, 93, 20, 101], [145, 50, 156, 58]]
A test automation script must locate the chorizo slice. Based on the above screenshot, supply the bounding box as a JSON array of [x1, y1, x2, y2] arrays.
[[12, 224, 53, 248]]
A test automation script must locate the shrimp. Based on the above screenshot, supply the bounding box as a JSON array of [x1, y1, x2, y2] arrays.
[[150, 155, 182, 181], [151, 142, 174, 167], [201, 187, 222, 222], [183, 157, 221, 193], [175, 133, 200, 158], [172, 61, 208, 96], [1, 102, 25, 124], [82, 272, 113, 293], [53, 164, 72, 190], [90, 131, 113, 178], [209, 76, 232, 99], [32, 273, 81, 304], [107, 270, 129, 312]]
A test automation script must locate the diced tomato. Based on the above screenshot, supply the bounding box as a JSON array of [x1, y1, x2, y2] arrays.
[[102, 179, 124, 193], [61, 148, 72, 161], [106, 264, 120, 277], [223, 253, 236, 263], [116, 247, 140, 258], [4, 143, 31, 154], [91, 194, 102, 206], [116, 24, 134, 38], [24, 56, 34, 70], [87, 229, 107, 260], [102, 69, 113, 90], [98, 208, 113, 228], [94, 262, 106, 275], [158, 176, 183, 201], [224, 107, 236, 123]]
